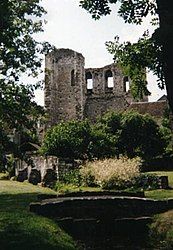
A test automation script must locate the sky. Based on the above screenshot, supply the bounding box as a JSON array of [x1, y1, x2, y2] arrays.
[[34, 0, 166, 106]]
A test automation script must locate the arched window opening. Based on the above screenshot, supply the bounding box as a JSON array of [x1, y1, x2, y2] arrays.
[[105, 70, 113, 89], [71, 69, 75, 86], [123, 76, 130, 92], [86, 72, 93, 90]]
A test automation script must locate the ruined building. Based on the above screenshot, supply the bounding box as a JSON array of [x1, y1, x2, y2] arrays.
[[44, 48, 148, 125]]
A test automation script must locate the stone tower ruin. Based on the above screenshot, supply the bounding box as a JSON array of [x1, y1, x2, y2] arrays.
[[44, 48, 147, 126]]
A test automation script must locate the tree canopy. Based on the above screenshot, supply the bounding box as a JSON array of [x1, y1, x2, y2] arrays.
[[80, 0, 173, 114], [0, 0, 50, 162], [42, 112, 167, 160]]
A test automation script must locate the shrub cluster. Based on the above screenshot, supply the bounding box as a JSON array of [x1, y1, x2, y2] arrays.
[[53, 158, 161, 191], [80, 158, 161, 190], [149, 210, 173, 249], [80, 157, 141, 190], [42, 111, 168, 160]]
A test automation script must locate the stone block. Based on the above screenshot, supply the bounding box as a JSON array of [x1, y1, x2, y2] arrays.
[[28, 169, 41, 185]]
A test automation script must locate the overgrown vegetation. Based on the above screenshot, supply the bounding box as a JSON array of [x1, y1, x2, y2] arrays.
[[80, 157, 141, 190], [42, 111, 168, 161], [149, 210, 173, 249], [41, 120, 91, 160], [0, 0, 52, 164], [53, 158, 162, 192]]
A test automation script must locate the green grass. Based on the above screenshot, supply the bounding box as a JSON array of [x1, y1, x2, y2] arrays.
[[145, 171, 173, 200], [0, 180, 77, 250], [55, 182, 101, 194], [0, 172, 9, 180], [149, 210, 173, 249], [55, 171, 173, 200]]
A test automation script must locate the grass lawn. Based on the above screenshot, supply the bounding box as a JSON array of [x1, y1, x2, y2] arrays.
[[145, 171, 173, 200], [54, 171, 173, 200], [0, 180, 77, 250]]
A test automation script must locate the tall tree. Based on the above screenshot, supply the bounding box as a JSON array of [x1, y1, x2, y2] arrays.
[[0, 0, 50, 161], [80, 0, 173, 114]]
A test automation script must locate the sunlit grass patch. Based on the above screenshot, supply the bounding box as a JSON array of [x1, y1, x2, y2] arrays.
[[0, 180, 77, 250]]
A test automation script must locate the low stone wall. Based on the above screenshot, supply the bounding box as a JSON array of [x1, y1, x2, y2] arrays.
[[30, 196, 173, 219], [15, 156, 81, 185], [30, 196, 173, 249]]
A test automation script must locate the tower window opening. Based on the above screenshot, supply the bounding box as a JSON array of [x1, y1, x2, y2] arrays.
[[71, 69, 75, 86], [86, 72, 93, 90], [123, 76, 130, 92], [105, 70, 113, 88]]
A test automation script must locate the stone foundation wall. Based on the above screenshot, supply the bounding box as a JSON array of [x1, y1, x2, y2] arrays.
[[15, 156, 81, 183]]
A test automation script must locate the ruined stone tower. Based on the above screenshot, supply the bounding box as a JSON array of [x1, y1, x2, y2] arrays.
[[45, 48, 147, 126], [45, 49, 85, 125]]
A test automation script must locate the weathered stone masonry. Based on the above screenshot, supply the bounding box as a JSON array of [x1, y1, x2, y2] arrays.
[[45, 48, 146, 125]]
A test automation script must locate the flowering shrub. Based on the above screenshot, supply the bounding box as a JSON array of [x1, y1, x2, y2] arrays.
[[80, 157, 141, 189]]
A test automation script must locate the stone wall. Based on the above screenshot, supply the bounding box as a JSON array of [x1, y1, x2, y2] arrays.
[[45, 48, 148, 125], [84, 64, 133, 121], [30, 195, 173, 248], [129, 100, 168, 118], [45, 49, 85, 126], [15, 156, 80, 183], [16, 156, 58, 180]]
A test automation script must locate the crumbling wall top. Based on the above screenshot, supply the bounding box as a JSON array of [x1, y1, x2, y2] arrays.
[[46, 48, 84, 60]]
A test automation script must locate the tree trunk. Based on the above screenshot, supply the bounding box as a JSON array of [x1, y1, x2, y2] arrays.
[[156, 0, 173, 114]]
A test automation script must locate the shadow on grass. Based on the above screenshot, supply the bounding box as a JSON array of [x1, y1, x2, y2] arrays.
[[0, 192, 76, 250]]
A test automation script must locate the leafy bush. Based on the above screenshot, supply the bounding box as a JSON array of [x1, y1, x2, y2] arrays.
[[119, 111, 167, 159], [41, 120, 91, 160], [88, 127, 117, 159], [132, 173, 160, 190], [42, 111, 168, 160], [102, 175, 133, 190], [80, 170, 97, 187], [60, 169, 82, 187], [80, 157, 141, 189], [0, 172, 10, 180], [149, 210, 173, 249]]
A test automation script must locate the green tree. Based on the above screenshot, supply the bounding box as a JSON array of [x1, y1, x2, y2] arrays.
[[97, 111, 167, 159], [119, 111, 167, 159], [80, 0, 173, 114], [0, 0, 50, 161], [42, 112, 166, 160], [88, 126, 117, 159], [41, 120, 91, 160]]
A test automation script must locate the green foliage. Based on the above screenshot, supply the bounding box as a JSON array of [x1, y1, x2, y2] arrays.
[[42, 111, 167, 160], [119, 111, 167, 159], [97, 111, 122, 134], [0, 172, 10, 180], [149, 210, 173, 249], [60, 169, 82, 187], [96, 111, 167, 159], [80, 0, 156, 24], [81, 170, 96, 187], [0, 0, 47, 80], [102, 176, 132, 190], [132, 173, 160, 190], [106, 33, 165, 100], [42, 120, 91, 160], [88, 126, 117, 159], [0, 0, 51, 161], [80, 0, 173, 113]]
